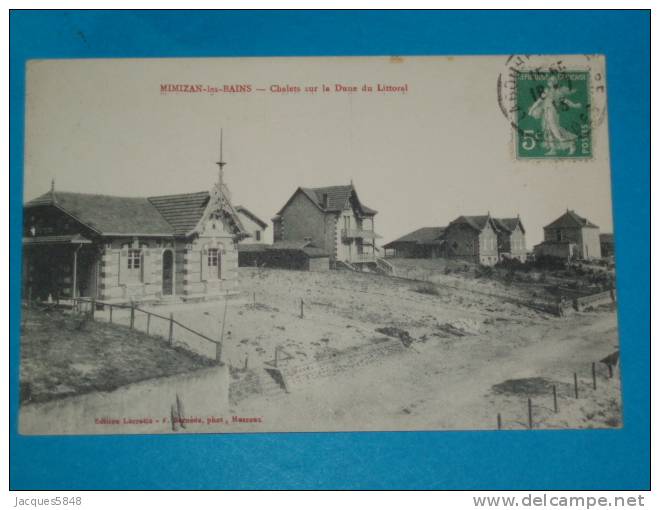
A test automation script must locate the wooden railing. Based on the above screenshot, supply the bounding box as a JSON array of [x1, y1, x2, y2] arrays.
[[348, 253, 377, 264], [71, 297, 223, 363]]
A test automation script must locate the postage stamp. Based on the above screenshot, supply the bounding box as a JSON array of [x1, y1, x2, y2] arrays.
[[515, 70, 592, 159], [496, 54, 607, 162]]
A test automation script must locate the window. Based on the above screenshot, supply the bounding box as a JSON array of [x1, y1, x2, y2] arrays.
[[255, 230, 261, 241], [207, 248, 221, 279], [208, 248, 219, 267], [127, 249, 141, 269]]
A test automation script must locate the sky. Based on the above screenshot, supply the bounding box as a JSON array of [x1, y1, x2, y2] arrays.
[[23, 56, 614, 247]]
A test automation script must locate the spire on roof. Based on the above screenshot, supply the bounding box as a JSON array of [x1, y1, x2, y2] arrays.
[[215, 129, 228, 208]]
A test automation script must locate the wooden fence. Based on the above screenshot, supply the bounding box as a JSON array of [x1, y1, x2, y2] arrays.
[[574, 289, 616, 311], [72, 297, 223, 363]]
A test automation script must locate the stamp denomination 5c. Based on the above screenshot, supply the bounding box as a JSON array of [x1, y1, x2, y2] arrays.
[[516, 70, 591, 159]]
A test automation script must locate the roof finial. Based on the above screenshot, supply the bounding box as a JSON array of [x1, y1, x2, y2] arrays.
[[215, 129, 227, 206]]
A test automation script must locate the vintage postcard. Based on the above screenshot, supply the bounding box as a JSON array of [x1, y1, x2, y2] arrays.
[[19, 55, 620, 435]]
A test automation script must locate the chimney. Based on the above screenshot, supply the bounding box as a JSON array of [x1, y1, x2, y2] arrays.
[[321, 193, 329, 209]]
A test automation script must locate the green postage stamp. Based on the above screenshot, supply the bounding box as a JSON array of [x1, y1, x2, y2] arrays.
[[516, 70, 592, 159]]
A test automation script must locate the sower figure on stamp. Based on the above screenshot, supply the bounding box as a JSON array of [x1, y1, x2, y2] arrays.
[[528, 75, 582, 156]]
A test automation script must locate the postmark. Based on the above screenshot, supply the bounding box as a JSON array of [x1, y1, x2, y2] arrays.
[[496, 55, 607, 161]]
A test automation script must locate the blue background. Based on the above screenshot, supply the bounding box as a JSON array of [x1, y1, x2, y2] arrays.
[[9, 10, 650, 490]]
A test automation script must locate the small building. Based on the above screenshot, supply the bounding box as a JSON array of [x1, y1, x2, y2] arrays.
[[23, 156, 248, 304], [535, 210, 601, 260], [237, 241, 330, 271], [382, 227, 445, 258], [600, 233, 615, 258], [272, 183, 380, 268], [443, 215, 500, 266], [493, 216, 527, 262], [236, 205, 267, 244]]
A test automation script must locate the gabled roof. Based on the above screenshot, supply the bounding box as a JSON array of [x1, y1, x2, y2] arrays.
[[278, 184, 377, 216], [25, 188, 247, 238], [493, 217, 525, 234], [449, 215, 500, 232], [544, 210, 599, 230], [25, 191, 175, 236], [148, 191, 209, 236], [383, 227, 446, 249], [235, 205, 268, 229]]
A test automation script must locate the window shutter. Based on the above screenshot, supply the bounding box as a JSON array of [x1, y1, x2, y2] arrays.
[[119, 249, 128, 284], [201, 250, 208, 281], [142, 249, 152, 283]]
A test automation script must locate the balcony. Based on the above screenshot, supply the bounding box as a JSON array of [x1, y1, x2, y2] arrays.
[[348, 252, 377, 264], [341, 228, 380, 241]]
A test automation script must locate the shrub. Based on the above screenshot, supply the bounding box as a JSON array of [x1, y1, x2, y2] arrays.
[[474, 266, 494, 279], [412, 282, 440, 296]]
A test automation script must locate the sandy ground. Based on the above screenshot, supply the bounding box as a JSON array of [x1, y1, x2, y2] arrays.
[[93, 266, 621, 432]]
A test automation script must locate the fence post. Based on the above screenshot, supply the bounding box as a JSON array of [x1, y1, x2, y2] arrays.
[[300, 298, 304, 319], [90, 298, 96, 321], [497, 413, 502, 430], [527, 398, 533, 429], [592, 362, 597, 390], [146, 313, 151, 335], [168, 313, 174, 346], [215, 341, 223, 365], [130, 304, 135, 329], [573, 372, 579, 398], [608, 364, 613, 378], [244, 354, 248, 370], [553, 384, 558, 412]]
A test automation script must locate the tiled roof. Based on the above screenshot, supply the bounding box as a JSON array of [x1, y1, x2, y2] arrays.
[[235, 205, 268, 229], [383, 227, 446, 248], [25, 191, 175, 235], [493, 217, 524, 233], [286, 184, 377, 215], [545, 210, 599, 229], [449, 215, 493, 232], [25, 189, 247, 238], [148, 191, 209, 236]]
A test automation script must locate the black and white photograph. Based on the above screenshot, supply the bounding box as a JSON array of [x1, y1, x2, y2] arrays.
[[19, 55, 621, 435]]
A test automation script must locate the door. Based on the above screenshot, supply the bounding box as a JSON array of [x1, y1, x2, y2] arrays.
[[162, 250, 173, 296]]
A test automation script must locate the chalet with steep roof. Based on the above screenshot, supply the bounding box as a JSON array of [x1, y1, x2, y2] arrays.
[[23, 158, 248, 304], [442, 214, 527, 265], [493, 217, 527, 262], [272, 183, 380, 268], [235, 205, 267, 244], [534, 210, 601, 261]]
